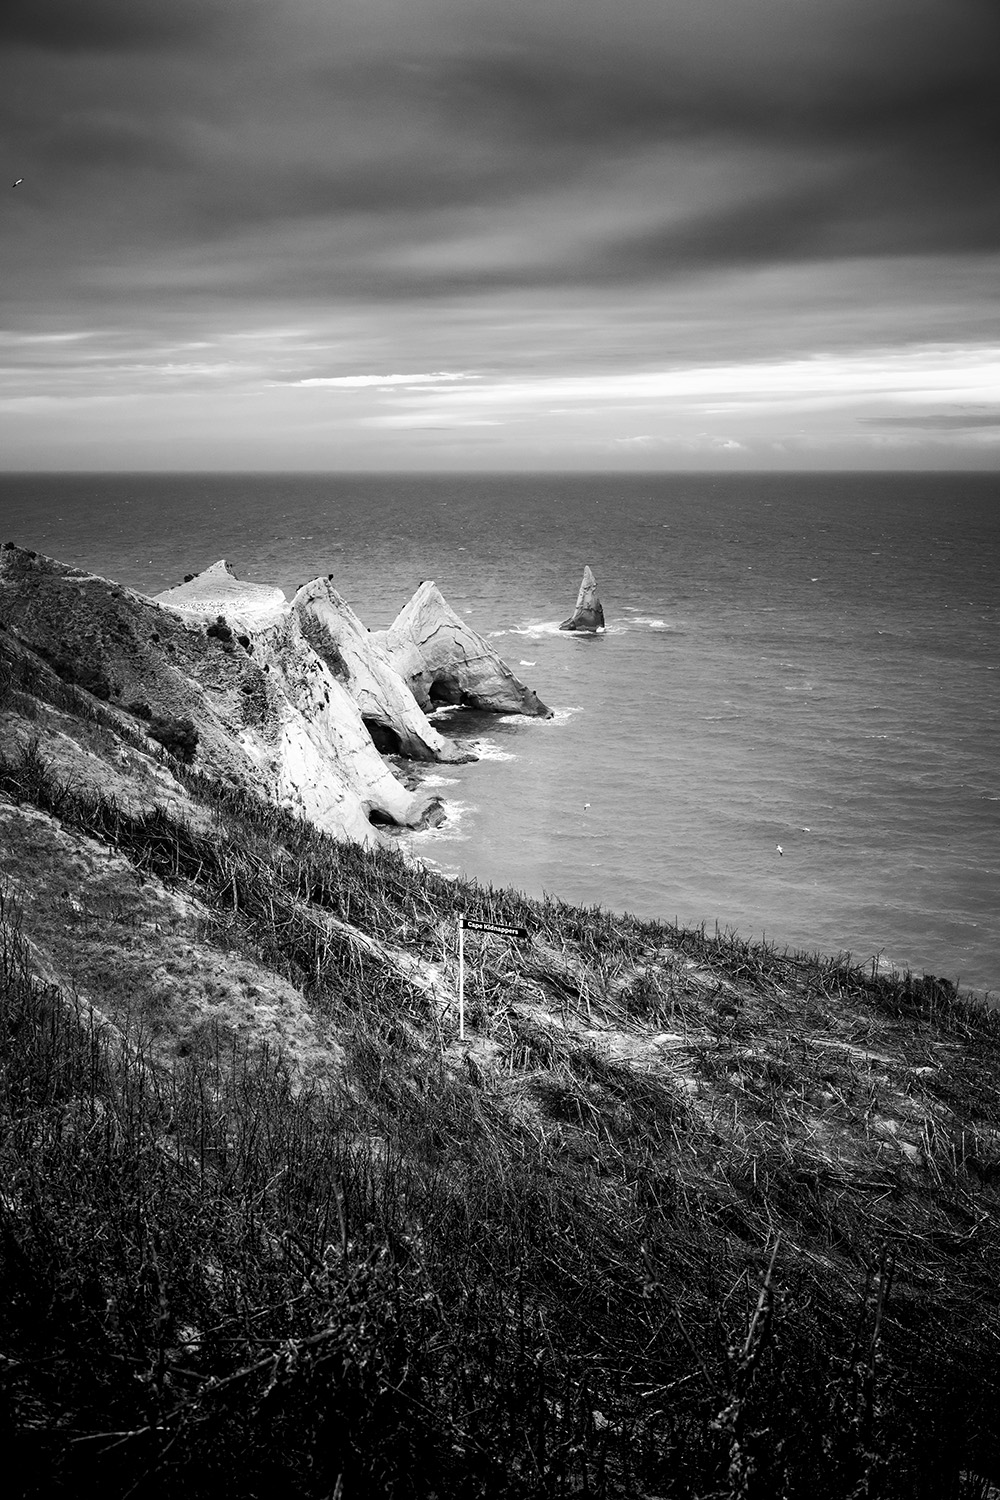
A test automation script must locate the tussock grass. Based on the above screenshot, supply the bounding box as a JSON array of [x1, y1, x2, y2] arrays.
[[3, 719, 1000, 1494]]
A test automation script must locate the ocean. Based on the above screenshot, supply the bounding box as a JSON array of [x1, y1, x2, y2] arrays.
[[2, 470, 997, 994]]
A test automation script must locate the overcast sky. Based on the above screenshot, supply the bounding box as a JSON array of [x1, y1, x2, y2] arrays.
[[2, 0, 999, 470]]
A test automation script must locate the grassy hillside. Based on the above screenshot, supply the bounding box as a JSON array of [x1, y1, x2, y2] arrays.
[[2, 622, 1000, 1498]]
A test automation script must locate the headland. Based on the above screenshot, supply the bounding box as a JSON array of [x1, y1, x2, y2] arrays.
[[1, 543, 997, 1497]]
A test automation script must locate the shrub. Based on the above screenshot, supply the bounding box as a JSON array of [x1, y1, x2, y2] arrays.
[[206, 616, 234, 645], [41, 650, 113, 702], [147, 714, 199, 763]]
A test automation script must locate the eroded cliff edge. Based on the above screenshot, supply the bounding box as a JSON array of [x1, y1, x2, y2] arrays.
[[0, 546, 549, 844]]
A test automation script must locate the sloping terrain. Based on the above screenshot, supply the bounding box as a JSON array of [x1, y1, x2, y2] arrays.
[[2, 608, 1000, 1498]]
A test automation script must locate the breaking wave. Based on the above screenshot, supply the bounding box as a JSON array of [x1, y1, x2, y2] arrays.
[[469, 739, 516, 762], [410, 800, 477, 844], [497, 705, 582, 728]]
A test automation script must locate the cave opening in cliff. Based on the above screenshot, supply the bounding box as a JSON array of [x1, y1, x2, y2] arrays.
[[428, 677, 479, 710], [362, 717, 404, 755], [427, 677, 464, 707], [366, 806, 401, 828]]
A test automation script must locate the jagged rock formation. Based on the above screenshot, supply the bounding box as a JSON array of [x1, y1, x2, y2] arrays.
[[159, 562, 547, 747], [290, 578, 475, 763], [376, 581, 552, 717], [0, 546, 442, 842], [559, 565, 605, 632]]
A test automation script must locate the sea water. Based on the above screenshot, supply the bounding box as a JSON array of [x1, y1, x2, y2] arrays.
[[2, 471, 997, 993]]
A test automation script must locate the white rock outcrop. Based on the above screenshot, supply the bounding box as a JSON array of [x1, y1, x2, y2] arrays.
[[156, 560, 287, 633], [1, 549, 551, 847], [1, 548, 441, 843], [290, 578, 475, 763], [376, 581, 551, 717], [246, 608, 444, 839]]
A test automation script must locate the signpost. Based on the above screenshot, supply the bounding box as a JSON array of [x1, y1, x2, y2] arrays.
[[457, 914, 529, 1040]]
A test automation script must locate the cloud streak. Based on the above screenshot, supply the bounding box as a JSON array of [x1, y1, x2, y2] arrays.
[[291, 372, 477, 389]]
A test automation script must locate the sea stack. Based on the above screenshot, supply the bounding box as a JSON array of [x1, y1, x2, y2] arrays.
[[376, 581, 552, 718], [559, 565, 605, 633]]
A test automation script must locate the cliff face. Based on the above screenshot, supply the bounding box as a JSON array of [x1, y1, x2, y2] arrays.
[[0, 547, 443, 841], [0, 547, 554, 843], [289, 577, 475, 763]]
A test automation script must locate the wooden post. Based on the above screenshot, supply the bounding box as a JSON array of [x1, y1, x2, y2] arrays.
[[458, 915, 465, 1041]]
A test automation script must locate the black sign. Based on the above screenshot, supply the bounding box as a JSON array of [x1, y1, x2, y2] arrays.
[[460, 917, 529, 939]]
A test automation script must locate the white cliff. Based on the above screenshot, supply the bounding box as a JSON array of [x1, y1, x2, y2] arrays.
[[1, 550, 552, 847], [0, 549, 441, 843], [290, 578, 475, 763], [247, 608, 443, 839], [156, 560, 288, 633], [376, 581, 551, 717]]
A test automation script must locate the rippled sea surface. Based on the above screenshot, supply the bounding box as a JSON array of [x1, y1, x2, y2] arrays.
[[2, 470, 998, 992]]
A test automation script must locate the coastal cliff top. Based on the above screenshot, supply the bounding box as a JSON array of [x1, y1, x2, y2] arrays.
[[154, 558, 289, 630]]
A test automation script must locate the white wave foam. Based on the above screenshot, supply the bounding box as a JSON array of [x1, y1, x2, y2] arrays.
[[549, 704, 584, 727], [519, 659, 536, 666], [499, 615, 673, 638], [497, 704, 582, 727], [506, 620, 566, 638], [500, 622, 597, 636], [410, 800, 477, 844], [420, 773, 459, 787], [469, 739, 516, 762]]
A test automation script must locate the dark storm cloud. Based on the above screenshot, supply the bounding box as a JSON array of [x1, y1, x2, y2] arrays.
[[34, 112, 193, 174], [0, 0, 231, 52], [2, 0, 1000, 339], [379, 0, 1000, 285], [297, 0, 1000, 220], [430, 25, 999, 153]]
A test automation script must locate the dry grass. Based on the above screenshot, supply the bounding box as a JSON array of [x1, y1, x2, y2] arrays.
[[2, 632, 1000, 1497]]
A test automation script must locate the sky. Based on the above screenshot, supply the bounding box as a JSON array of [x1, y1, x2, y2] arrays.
[[2, 0, 999, 471]]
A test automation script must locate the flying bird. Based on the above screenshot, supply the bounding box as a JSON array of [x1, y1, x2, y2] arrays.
[[776, 845, 784, 856], [12, 178, 23, 187]]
